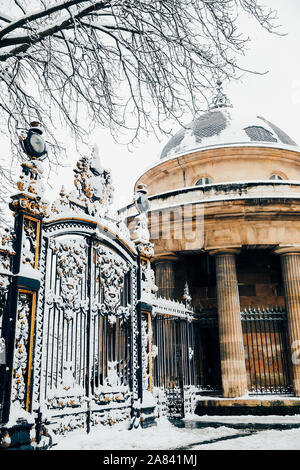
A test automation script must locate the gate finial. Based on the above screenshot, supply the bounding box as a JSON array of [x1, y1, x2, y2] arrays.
[[183, 281, 192, 310], [210, 79, 232, 110], [72, 145, 114, 217], [132, 183, 154, 258]]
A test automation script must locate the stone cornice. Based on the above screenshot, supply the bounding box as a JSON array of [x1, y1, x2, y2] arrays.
[[134, 145, 300, 192], [151, 253, 180, 263], [120, 180, 300, 219], [273, 245, 300, 256]]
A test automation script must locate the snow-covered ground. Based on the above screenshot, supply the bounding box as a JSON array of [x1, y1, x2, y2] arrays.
[[53, 415, 300, 450], [53, 418, 237, 450], [196, 428, 300, 450]]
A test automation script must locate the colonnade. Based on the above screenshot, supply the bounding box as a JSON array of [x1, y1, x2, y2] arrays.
[[154, 246, 300, 397]]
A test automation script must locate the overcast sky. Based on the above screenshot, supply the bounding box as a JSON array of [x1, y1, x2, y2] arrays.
[[24, 0, 300, 212]]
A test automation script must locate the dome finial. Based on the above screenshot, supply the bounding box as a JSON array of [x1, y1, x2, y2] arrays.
[[210, 80, 232, 110]]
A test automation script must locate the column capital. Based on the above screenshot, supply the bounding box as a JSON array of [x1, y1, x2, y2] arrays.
[[207, 247, 241, 257], [152, 253, 180, 263], [273, 245, 300, 256]]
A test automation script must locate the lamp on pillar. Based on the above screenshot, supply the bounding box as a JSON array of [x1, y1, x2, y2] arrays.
[[274, 245, 300, 397], [11, 121, 48, 218], [19, 121, 47, 160], [209, 248, 247, 398]]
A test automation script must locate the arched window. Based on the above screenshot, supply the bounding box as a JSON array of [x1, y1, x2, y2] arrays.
[[269, 174, 284, 181], [195, 176, 212, 186]]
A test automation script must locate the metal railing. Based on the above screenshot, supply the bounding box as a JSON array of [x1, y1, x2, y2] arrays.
[[241, 307, 293, 395]]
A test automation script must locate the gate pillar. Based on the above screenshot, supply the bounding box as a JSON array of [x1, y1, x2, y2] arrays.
[[1, 128, 47, 441], [132, 184, 157, 428]]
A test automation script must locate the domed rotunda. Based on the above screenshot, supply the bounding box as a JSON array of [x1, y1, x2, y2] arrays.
[[120, 84, 300, 409], [160, 105, 297, 161]]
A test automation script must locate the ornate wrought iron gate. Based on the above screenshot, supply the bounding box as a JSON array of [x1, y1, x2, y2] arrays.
[[37, 230, 136, 424], [0, 145, 155, 448]]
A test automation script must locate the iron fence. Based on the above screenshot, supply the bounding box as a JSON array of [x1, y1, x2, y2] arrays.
[[152, 315, 197, 389], [241, 307, 293, 395], [151, 314, 222, 395]]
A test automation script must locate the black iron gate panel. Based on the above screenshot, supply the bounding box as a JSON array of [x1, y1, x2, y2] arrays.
[[90, 314, 131, 395], [37, 230, 136, 427], [241, 307, 293, 395], [152, 315, 192, 389], [151, 312, 222, 400], [89, 242, 132, 401], [40, 236, 90, 408]]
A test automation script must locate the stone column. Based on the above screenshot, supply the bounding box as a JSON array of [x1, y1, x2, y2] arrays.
[[154, 255, 178, 300], [211, 249, 247, 398], [274, 246, 300, 396]]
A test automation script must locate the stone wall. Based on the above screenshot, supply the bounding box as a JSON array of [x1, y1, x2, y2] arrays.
[[135, 146, 300, 196]]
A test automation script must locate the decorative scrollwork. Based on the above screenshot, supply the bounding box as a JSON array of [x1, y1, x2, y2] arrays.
[[133, 213, 154, 258], [46, 361, 85, 409], [0, 337, 6, 364], [22, 218, 38, 268], [94, 244, 130, 316], [91, 301, 131, 325], [49, 145, 115, 221], [74, 145, 114, 207], [12, 293, 31, 405], [141, 316, 150, 390], [10, 158, 48, 216], [141, 260, 157, 302], [47, 238, 88, 322]]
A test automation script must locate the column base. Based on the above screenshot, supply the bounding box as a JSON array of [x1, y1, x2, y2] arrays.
[[195, 396, 300, 416]]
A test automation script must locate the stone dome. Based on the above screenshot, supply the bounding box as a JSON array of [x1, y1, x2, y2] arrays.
[[160, 106, 298, 160]]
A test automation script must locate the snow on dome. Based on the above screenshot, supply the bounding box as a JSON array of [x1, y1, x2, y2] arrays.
[[160, 106, 298, 160]]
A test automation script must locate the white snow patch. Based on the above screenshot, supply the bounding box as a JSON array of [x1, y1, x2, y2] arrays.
[[5, 402, 35, 427], [52, 417, 237, 450], [196, 428, 300, 450], [51, 413, 300, 450], [18, 264, 42, 281], [141, 391, 157, 408]]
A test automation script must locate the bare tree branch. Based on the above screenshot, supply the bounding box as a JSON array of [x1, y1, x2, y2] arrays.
[[0, 0, 280, 222]]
